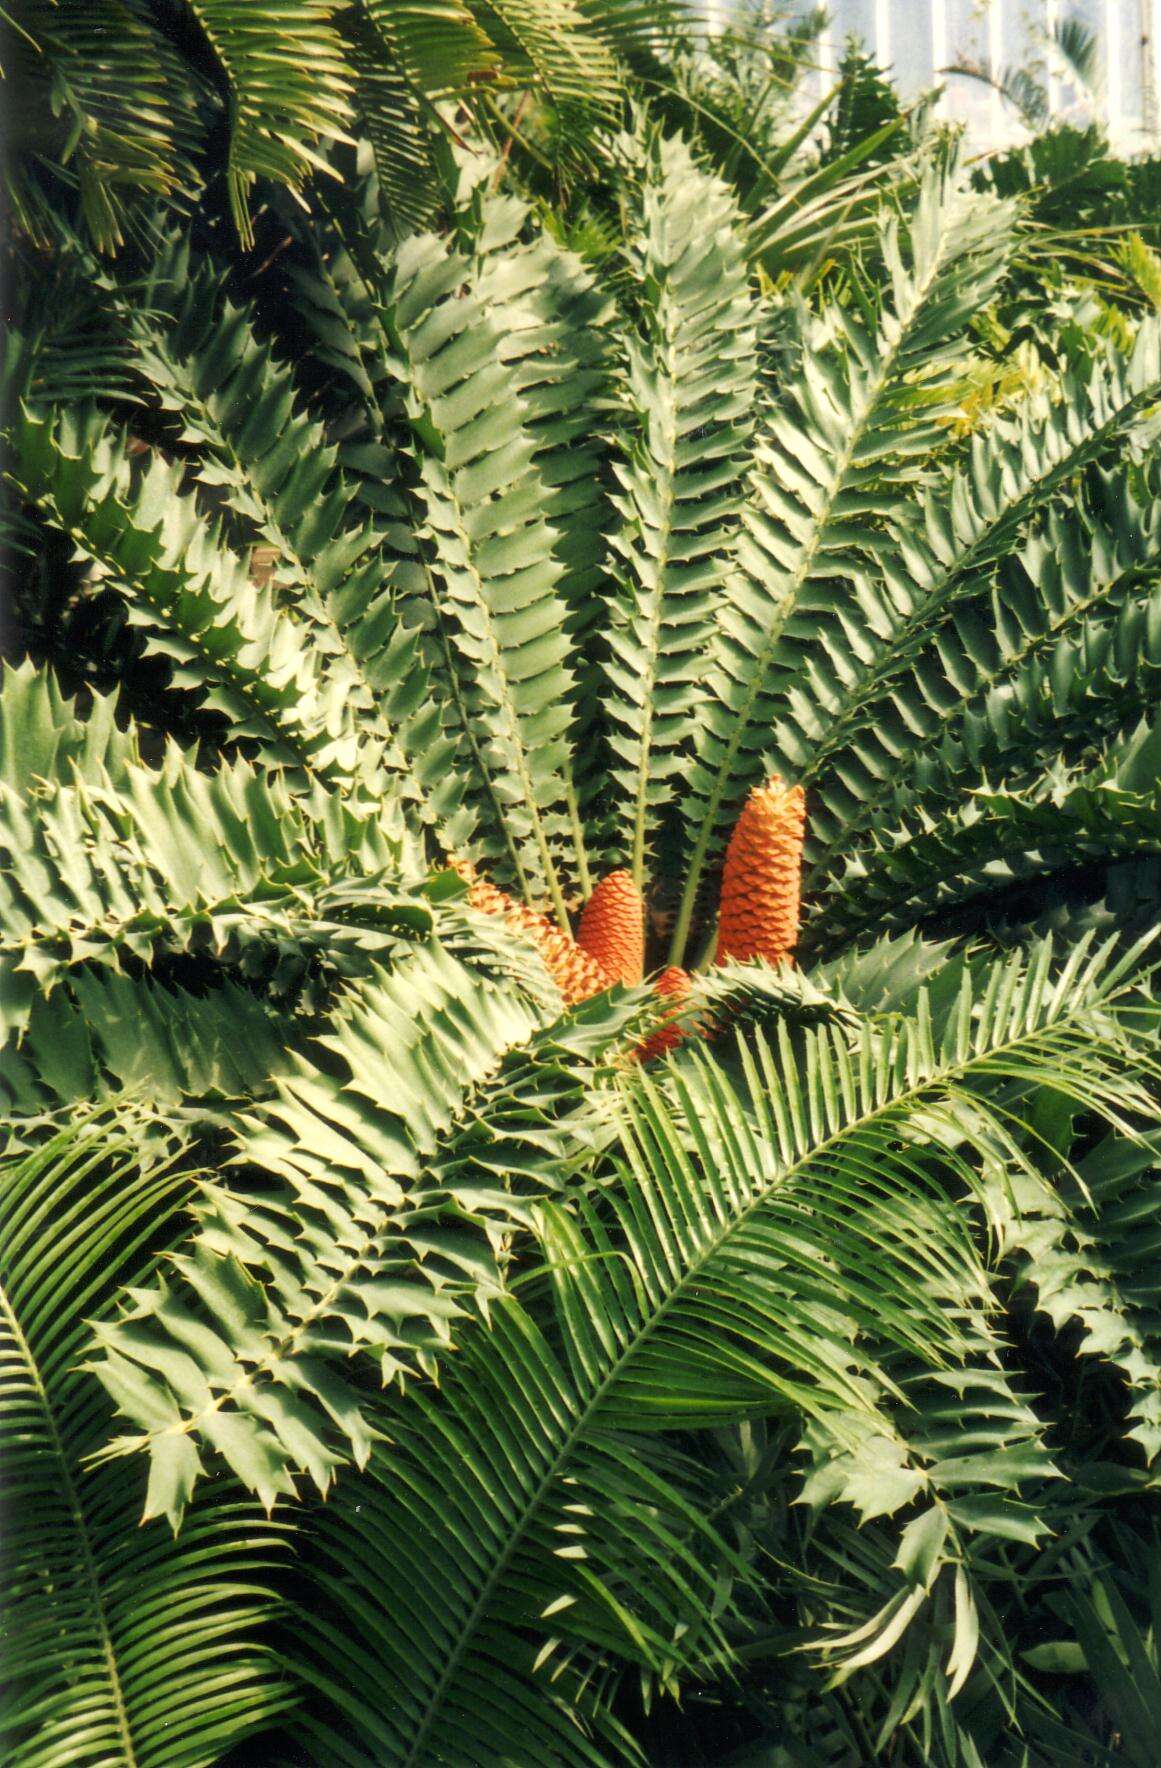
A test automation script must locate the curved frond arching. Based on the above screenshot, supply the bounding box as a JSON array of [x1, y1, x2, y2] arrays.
[[87, 937, 637, 1525], [808, 717, 1161, 949], [0, 1126, 291, 1767], [0, 663, 433, 1046], [284, 936, 1160, 1763], [792, 320, 1161, 876], [181, 0, 354, 249]]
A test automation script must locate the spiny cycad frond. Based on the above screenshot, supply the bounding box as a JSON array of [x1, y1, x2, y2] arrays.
[[2, 970, 296, 1145], [284, 934, 1159, 1763], [374, 225, 586, 915], [671, 157, 1015, 962], [808, 717, 1161, 949], [792, 320, 1161, 871], [5, 329, 472, 845], [3, 399, 398, 800], [604, 129, 758, 889], [87, 943, 639, 1526], [463, 191, 618, 851], [0, 663, 427, 1046], [892, 465, 1161, 814], [990, 1129, 1161, 1462], [0, 1126, 292, 1766]]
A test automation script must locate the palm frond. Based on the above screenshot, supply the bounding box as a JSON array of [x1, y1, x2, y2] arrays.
[[282, 935, 1160, 1761], [0, 1125, 291, 1766]]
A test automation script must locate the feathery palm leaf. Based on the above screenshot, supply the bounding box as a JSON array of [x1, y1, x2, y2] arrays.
[[0, 1126, 291, 1766]]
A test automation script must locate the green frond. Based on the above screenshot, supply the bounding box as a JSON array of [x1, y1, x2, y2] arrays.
[[472, 0, 621, 135], [991, 1130, 1161, 1463], [123, 244, 475, 844], [86, 938, 636, 1525], [375, 224, 587, 915], [2, 972, 296, 1147], [896, 468, 1161, 813], [672, 159, 1014, 962], [793, 320, 1161, 877], [3, 0, 203, 253], [462, 190, 618, 868], [281, 935, 1159, 1762], [0, 664, 431, 1045], [0, 1126, 291, 1766], [603, 130, 758, 890], [2, 398, 402, 799], [182, 0, 354, 249], [809, 716, 1161, 949]]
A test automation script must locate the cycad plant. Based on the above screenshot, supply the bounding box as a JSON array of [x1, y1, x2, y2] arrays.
[[3, 125, 1161, 1765]]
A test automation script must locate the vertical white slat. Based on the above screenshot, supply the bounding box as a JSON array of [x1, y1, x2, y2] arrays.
[[817, 11, 837, 103], [1045, 0, 1061, 121], [1106, 0, 1124, 139], [987, 0, 1005, 142], [874, 0, 892, 70], [931, 0, 948, 77], [1146, 0, 1161, 138]]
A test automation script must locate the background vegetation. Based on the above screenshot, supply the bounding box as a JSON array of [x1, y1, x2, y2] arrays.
[[3, 4, 1161, 1763]]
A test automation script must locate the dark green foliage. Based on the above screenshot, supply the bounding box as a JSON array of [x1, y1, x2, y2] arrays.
[[4, 69, 1161, 1768]]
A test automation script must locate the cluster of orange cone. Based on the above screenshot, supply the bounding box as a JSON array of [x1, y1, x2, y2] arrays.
[[461, 776, 806, 1060]]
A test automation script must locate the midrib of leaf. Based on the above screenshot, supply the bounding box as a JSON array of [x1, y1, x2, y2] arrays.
[[669, 221, 961, 967], [136, 331, 445, 811], [398, 1002, 1099, 1762], [629, 439, 676, 893], [20, 497, 319, 780], [0, 1280, 138, 1768], [810, 793, 1159, 945], [418, 548, 535, 903], [2, 891, 382, 969], [116, 1006, 527, 1495]]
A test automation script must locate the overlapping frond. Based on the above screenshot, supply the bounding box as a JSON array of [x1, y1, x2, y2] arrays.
[[0, 1127, 291, 1767], [464, 191, 617, 848], [376, 225, 585, 914], [125, 242, 475, 843], [809, 717, 1161, 947], [991, 1130, 1161, 1462], [793, 320, 1161, 875], [3, 0, 203, 254], [282, 936, 1159, 1764], [0, 663, 430, 1047], [672, 159, 1014, 962], [604, 129, 758, 888], [182, 0, 354, 248], [87, 944, 640, 1526]]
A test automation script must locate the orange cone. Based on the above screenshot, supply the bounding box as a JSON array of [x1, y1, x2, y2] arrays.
[[715, 778, 806, 967], [461, 869, 611, 1007], [577, 870, 645, 987], [635, 966, 694, 1062]]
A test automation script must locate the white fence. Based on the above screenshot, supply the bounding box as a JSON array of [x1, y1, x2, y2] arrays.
[[708, 2, 1161, 150]]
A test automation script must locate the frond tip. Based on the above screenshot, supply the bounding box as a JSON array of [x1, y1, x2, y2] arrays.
[[716, 778, 807, 966], [577, 869, 645, 986]]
